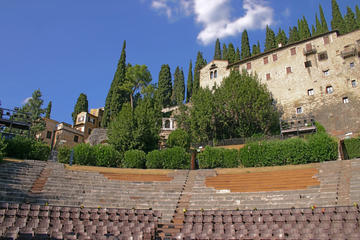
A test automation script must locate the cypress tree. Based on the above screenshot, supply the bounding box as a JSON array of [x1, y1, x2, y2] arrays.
[[241, 29, 251, 59], [252, 41, 261, 55], [331, 0, 346, 34], [356, 5, 360, 28], [319, 4, 329, 33], [288, 26, 300, 43], [102, 40, 127, 127], [315, 14, 322, 35], [344, 6, 358, 32], [264, 25, 276, 51], [311, 25, 316, 36], [45, 101, 52, 119], [193, 52, 207, 94], [302, 16, 311, 39], [227, 43, 236, 64], [222, 43, 228, 61], [186, 60, 193, 102], [214, 39, 222, 60], [276, 28, 288, 47], [172, 67, 185, 106], [158, 64, 172, 107], [72, 93, 88, 124], [235, 47, 241, 62]]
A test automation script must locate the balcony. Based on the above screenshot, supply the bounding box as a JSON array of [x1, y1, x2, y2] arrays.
[[303, 44, 316, 56], [341, 47, 357, 59]]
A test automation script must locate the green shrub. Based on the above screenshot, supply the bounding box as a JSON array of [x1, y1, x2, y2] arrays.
[[162, 147, 190, 169], [315, 122, 326, 133], [123, 150, 146, 168], [167, 129, 190, 149], [74, 143, 96, 166], [146, 150, 163, 169], [308, 133, 338, 162], [57, 146, 71, 164], [198, 146, 239, 169], [94, 144, 122, 167], [4, 136, 33, 159], [343, 137, 360, 159], [0, 136, 7, 161], [29, 141, 50, 161]]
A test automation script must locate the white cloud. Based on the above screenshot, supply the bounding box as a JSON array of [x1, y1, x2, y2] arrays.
[[22, 97, 32, 104], [147, 0, 274, 45]]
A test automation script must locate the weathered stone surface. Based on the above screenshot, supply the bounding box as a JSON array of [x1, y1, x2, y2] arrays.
[[85, 128, 108, 145]]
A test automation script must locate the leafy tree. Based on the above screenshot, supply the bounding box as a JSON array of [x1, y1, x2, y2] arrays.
[[264, 25, 276, 51], [276, 28, 288, 47], [344, 6, 358, 32], [241, 30, 251, 59], [356, 5, 360, 28], [214, 38, 222, 60], [319, 4, 329, 33], [193, 51, 207, 94], [72, 93, 88, 124], [331, 0, 346, 34], [288, 26, 300, 43], [186, 60, 193, 102], [102, 40, 127, 127], [252, 41, 261, 55], [222, 43, 228, 60], [172, 66, 185, 105], [235, 47, 241, 62], [45, 101, 52, 119], [21, 89, 46, 136], [123, 64, 152, 109], [227, 43, 236, 63], [158, 64, 172, 107], [167, 128, 190, 149]]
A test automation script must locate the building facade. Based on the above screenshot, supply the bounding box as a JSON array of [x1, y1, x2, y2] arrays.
[[200, 30, 360, 138], [74, 108, 103, 140]]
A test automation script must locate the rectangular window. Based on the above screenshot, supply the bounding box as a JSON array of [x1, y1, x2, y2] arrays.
[[305, 43, 312, 52], [214, 70, 217, 78], [323, 70, 330, 76], [272, 54, 278, 61], [74, 135, 79, 142], [351, 80, 357, 87], [318, 51, 328, 61], [350, 62, 355, 68], [46, 131, 52, 139], [78, 116, 84, 123], [323, 36, 329, 44], [308, 89, 314, 96], [247, 62, 251, 70], [286, 67, 292, 74], [304, 61, 312, 68], [343, 97, 349, 103], [290, 47, 296, 55], [296, 107, 303, 114], [88, 128, 92, 135], [263, 57, 268, 64], [326, 86, 333, 94], [266, 73, 271, 80], [210, 71, 213, 79]]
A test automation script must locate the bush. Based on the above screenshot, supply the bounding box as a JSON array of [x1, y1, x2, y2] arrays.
[[74, 143, 96, 166], [4, 136, 34, 159], [146, 150, 163, 169], [315, 122, 326, 133], [308, 133, 338, 162], [167, 129, 190, 149], [162, 147, 190, 169], [57, 146, 71, 164], [94, 144, 122, 167], [29, 141, 50, 161], [343, 137, 360, 159], [198, 146, 239, 169], [0, 136, 7, 161], [123, 150, 146, 168]]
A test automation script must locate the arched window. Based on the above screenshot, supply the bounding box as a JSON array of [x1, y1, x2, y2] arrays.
[[214, 70, 217, 78], [210, 71, 213, 79], [165, 119, 170, 129]]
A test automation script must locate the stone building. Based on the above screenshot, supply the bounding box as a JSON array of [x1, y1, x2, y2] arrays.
[[200, 30, 360, 138], [74, 108, 103, 140]]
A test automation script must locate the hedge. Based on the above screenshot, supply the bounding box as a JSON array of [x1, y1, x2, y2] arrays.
[[4, 136, 50, 161], [94, 144, 122, 167], [161, 147, 190, 169], [343, 137, 360, 159], [146, 150, 163, 169], [73, 143, 96, 166], [29, 141, 51, 161], [123, 150, 146, 168], [0, 137, 6, 161], [57, 146, 71, 164], [198, 146, 239, 169], [167, 129, 190, 149]]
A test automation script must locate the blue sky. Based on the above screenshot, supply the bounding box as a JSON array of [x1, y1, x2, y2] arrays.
[[0, 0, 358, 124]]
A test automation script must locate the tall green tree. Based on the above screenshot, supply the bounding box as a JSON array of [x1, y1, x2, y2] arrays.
[[172, 66, 185, 105], [344, 6, 358, 32], [123, 65, 152, 110], [235, 48, 241, 62], [331, 0, 346, 34], [222, 43, 228, 60], [315, 14, 322, 35], [319, 4, 329, 33], [72, 93, 88, 124], [311, 25, 316, 36], [193, 51, 207, 94], [45, 101, 52, 119], [264, 25, 276, 51], [298, 16, 311, 40], [186, 60, 193, 102], [288, 26, 300, 43], [227, 43, 236, 63], [157, 64, 172, 107], [252, 41, 261, 55], [241, 29, 251, 59], [276, 28, 288, 47], [356, 5, 360, 28], [214, 38, 222, 60], [22, 89, 46, 136], [102, 40, 127, 127]]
